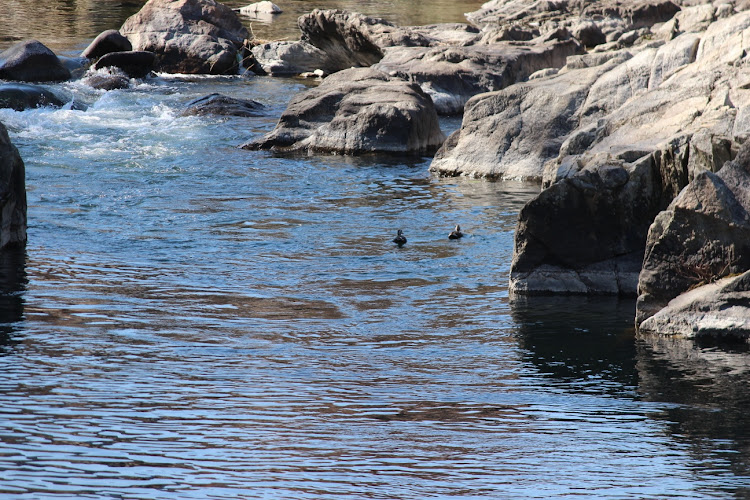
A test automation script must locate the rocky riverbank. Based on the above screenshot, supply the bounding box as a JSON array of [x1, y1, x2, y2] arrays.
[[0, 0, 748, 339]]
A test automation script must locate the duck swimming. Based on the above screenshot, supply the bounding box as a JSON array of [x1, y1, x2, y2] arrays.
[[393, 229, 407, 247], [448, 225, 463, 239]]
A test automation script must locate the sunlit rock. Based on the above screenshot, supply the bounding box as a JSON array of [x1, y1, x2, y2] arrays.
[[81, 30, 133, 60], [120, 0, 250, 75], [0, 40, 70, 82], [242, 67, 445, 154]]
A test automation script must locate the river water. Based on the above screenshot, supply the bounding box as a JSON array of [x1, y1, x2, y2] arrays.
[[0, 1, 749, 499]]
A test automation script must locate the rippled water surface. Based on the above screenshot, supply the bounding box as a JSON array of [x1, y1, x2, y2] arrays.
[[1, 2, 750, 499]]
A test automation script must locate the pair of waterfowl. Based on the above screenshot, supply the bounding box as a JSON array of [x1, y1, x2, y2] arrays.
[[393, 225, 463, 247]]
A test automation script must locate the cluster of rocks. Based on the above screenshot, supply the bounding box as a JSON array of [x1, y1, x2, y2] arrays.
[[0, 0, 748, 339], [0, 0, 254, 102], [244, 0, 750, 339]]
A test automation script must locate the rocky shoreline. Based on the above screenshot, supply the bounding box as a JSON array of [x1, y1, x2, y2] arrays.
[[0, 0, 748, 339]]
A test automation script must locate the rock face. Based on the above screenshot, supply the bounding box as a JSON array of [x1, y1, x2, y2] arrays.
[[374, 32, 582, 115], [636, 142, 750, 327], [639, 271, 750, 339], [430, 51, 630, 179], [467, 0, 680, 41], [503, 5, 750, 305], [242, 67, 445, 154], [0, 123, 26, 249], [509, 155, 665, 296], [120, 0, 250, 75], [92, 51, 156, 78], [0, 40, 71, 82], [181, 93, 264, 116], [297, 9, 431, 72], [0, 83, 64, 110], [81, 30, 133, 60]]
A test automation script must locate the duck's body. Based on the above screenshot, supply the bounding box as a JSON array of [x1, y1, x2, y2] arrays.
[[393, 229, 407, 247], [448, 225, 463, 240]]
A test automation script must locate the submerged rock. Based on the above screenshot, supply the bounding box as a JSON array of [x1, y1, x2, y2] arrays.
[[92, 50, 156, 78], [120, 0, 250, 75], [242, 67, 445, 154], [82, 70, 131, 91], [0, 40, 71, 82], [0, 122, 26, 248], [0, 83, 65, 110], [181, 93, 265, 117]]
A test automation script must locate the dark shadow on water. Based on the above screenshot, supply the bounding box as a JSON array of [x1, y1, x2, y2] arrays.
[[0, 246, 27, 354], [637, 333, 750, 494], [512, 294, 750, 494], [509, 294, 639, 393]]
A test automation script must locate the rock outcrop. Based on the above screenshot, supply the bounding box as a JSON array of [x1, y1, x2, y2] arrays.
[[0, 123, 26, 248], [509, 155, 665, 296], [241, 67, 445, 154], [0, 40, 71, 82], [256, 9, 580, 114], [502, 4, 750, 318], [467, 0, 680, 45], [636, 141, 750, 327], [374, 31, 582, 115], [120, 0, 250, 75]]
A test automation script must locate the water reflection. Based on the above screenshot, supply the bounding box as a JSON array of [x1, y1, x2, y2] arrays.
[[637, 334, 750, 497], [0, 247, 27, 354], [0, 0, 146, 52], [0, 0, 487, 52], [511, 295, 750, 495], [510, 295, 639, 394]]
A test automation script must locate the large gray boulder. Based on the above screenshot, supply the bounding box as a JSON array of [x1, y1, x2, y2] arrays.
[[0, 40, 71, 82], [249, 41, 330, 76], [509, 154, 667, 296], [241, 67, 445, 154], [0, 123, 26, 249], [120, 0, 250, 75], [636, 141, 750, 327]]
